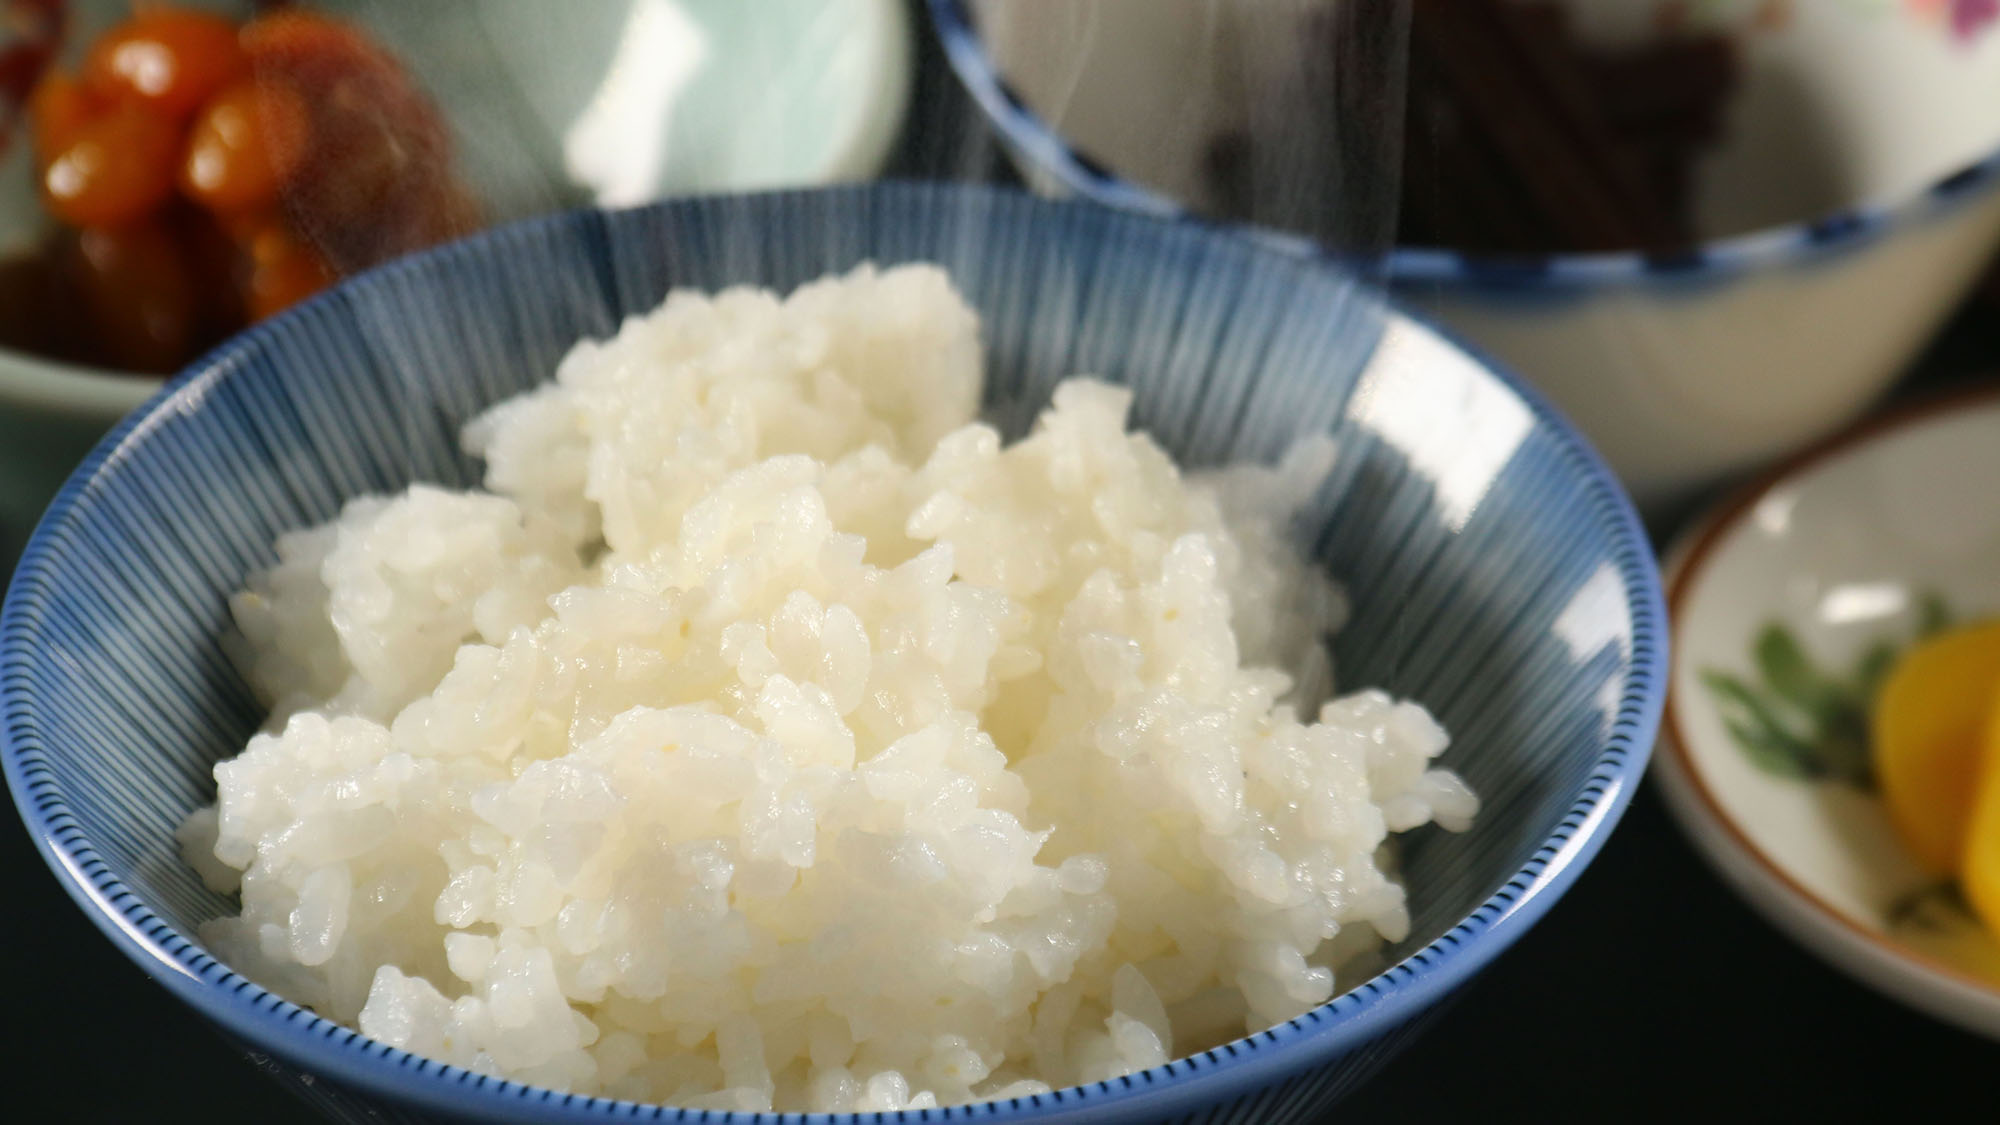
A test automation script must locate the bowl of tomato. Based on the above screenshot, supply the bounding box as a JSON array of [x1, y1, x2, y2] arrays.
[[0, 0, 486, 559], [0, 0, 915, 562]]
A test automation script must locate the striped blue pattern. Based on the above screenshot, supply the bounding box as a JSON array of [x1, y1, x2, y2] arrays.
[[1, 182, 1664, 1124], [929, 0, 2000, 289]]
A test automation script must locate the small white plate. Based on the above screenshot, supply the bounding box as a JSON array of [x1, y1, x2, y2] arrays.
[[1657, 387, 2000, 1039]]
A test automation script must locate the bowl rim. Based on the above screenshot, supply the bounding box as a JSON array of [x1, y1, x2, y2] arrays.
[[1653, 381, 2000, 1039], [1, 181, 1667, 1122], [927, 0, 2000, 289], [0, 346, 162, 415]]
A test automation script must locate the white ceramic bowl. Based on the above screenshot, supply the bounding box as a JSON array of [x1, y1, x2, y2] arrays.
[[0, 0, 910, 559], [935, 0, 2000, 512], [1656, 386, 2000, 1040]]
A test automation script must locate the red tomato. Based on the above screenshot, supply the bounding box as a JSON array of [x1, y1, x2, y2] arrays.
[[240, 221, 333, 321], [212, 204, 277, 245], [180, 76, 310, 213], [28, 70, 102, 165], [240, 6, 473, 273], [42, 103, 180, 227], [239, 9, 396, 85], [83, 4, 247, 118]]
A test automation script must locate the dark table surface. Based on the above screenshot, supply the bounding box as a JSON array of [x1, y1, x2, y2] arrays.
[[9, 5, 2000, 1120]]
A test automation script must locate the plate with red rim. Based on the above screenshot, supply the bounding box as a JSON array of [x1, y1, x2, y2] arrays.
[[1656, 383, 2000, 1039]]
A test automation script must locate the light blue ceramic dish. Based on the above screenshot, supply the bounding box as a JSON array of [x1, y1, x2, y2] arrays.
[[1, 183, 1663, 1123]]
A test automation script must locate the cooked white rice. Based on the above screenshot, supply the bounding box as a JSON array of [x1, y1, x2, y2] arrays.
[[178, 263, 1476, 1112]]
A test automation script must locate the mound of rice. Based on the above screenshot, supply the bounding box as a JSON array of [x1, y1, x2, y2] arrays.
[[178, 264, 1476, 1112]]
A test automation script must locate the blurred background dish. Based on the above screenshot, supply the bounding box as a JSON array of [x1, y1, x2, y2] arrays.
[[935, 0, 2000, 514], [0, 0, 910, 562], [1656, 387, 2000, 1040]]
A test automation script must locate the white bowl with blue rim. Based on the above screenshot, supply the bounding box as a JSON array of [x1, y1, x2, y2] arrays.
[[0, 182, 1664, 1123], [931, 0, 2000, 513], [0, 0, 909, 562]]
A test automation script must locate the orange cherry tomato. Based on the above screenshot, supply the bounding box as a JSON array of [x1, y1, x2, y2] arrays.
[[240, 9, 394, 83], [83, 4, 246, 118], [212, 204, 277, 245], [28, 70, 102, 165], [70, 220, 198, 374], [179, 77, 310, 213], [42, 103, 180, 227], [241, 222, 333, 321], [241, 6, 473, 273]]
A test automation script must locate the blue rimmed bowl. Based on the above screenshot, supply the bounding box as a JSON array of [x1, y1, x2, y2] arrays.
[[932, 0, 2000, 511], [1, 182, 1663, 1123]]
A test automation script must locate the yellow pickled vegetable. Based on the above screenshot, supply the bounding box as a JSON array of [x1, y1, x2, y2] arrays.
[[1963, 698, 2000, 937], [1870, 621, 2000, 874]]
